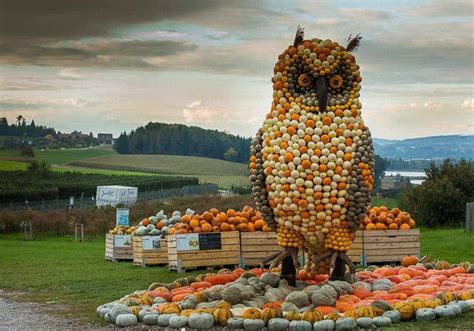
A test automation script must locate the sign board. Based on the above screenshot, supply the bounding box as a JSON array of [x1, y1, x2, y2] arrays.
[[96, 186, 138, 207], [142, 236, 162, 250], [199, 233, 222, 250], [176, 233, 200, 251], [114, 235, 132, 248], [175, 233, 222, 251], [116, 208, 130, 227]]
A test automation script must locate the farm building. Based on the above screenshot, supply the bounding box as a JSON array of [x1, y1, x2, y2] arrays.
[[98, 133, 113, 144]]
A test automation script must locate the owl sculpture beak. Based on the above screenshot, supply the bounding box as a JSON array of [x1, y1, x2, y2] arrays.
[[315, 76, 328, 112]]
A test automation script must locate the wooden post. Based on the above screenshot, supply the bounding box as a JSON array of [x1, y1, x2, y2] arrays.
[[466, 202, 474, 232]]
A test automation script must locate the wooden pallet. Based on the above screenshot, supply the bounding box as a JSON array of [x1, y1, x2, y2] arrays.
[[133, 236, 168, 267], [168, 231, 240, 273], [348, 229, 420, 265], [105, 234, 133, 262], [240, 232, 281, 267]]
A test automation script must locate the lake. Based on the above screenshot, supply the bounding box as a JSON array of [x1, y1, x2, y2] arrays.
[[384, 170, 426, 185]]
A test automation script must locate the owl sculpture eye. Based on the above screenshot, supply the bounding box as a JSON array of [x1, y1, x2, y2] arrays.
[[329, 75, 344, 89], [298, 74, 311, 87]]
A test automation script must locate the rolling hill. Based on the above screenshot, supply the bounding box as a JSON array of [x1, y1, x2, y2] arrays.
[[374, 135, 473, 160]]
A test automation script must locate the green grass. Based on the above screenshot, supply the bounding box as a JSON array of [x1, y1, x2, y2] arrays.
[[370, 197, 399, 209], [35, 146, 116, 165], [0, 228, 473, 327], [0, 160, 28, 171], [71, 154, 250, 188], [420, 228, 474, 262], [0, 234, 199, 323]]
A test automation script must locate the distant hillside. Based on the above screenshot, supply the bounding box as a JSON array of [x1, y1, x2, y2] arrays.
[[374, 135, 473, 160], [114, 122, 251, 163]]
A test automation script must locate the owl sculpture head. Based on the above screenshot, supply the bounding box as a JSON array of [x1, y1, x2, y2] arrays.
[[272, 27, 362, 113]]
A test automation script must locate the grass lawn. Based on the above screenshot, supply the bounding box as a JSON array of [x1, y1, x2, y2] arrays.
[[0, 160, 28, 171], [370, 197, 399, 209], [35, 146, 116, 165], [0, 228, 473, 327], [71, 154, 250, 188]]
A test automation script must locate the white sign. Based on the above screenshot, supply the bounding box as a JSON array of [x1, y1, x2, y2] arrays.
[[142, 236, 162, 250], [114, 235, 131, 248], [176, 233, 200, 251], [116, 208, 130, 227], [96, 186, 138, 207]]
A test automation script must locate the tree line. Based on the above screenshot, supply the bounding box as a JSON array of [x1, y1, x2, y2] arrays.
[[114, 122, 252, 163]]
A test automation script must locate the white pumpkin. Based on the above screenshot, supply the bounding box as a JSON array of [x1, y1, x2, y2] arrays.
[[115, 314, 138, 327]]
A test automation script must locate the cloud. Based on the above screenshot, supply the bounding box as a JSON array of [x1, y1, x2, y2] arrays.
[[58, 68, 83, 79], [423, 101, 442, 108], [0, 0, 230, 41], [410, 0, 473, 17], [462, 98, 474, 109], [0, 39, 198, 68], [182, 100, 222, 124], [0, 97, 102, 110], [339, 8, 393, 21]]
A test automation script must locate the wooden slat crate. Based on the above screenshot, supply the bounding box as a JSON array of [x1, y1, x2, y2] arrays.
[[168, 231, 240, 273], [240, 232, 281, 267], [133, 236, 168, 267], [105, 234, 133, 262], [348, 229, 420, 265]]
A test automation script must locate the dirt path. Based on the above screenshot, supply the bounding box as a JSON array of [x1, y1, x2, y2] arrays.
[[0, 292, 104, 330]]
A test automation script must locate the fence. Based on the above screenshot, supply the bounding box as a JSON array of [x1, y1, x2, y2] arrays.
[[0, 184, 219, 212]]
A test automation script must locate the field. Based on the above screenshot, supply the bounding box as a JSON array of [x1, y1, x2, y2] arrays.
[[0, 228, 473, 327], [71, 154, 250, 187], [0, 147, 250, 188]]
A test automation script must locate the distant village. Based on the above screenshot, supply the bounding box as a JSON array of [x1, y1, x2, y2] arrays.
[[0, 116, 113, 149]]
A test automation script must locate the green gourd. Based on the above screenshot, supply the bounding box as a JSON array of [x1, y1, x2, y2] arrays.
[[415, 308, 436, 322], [115, 314, 138, 327], [227, 317, 245, 329], [334, 317, 357, 330], [286, 291, 310, 308], [188, 313, 215, 329], [356, 317, 373, 329], [158, 314, 177, 327], [372, 316, 392, 327], [142, 314, 159, 325], [243, 318, 266, 330], [268, 318, 290, 331], [289, 320, 312, 331], [382, 310, 401, 323], [313, 319, 335, 331], [168, 316, 188, 328]]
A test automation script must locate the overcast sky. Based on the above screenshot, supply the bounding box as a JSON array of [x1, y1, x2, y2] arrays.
[[0, 0, 473, 139]]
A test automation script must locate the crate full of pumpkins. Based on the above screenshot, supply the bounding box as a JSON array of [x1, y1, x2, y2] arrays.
[[363, 206, 416, 230]]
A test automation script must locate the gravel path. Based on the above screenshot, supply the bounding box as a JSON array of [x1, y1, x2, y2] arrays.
[[0, 294, 104, 330]]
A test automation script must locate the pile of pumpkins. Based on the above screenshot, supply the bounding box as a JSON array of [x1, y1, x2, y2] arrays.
[[108, 225, 136, 235], [97, 261, 474, 329], [362, 206, 416, 230], [132, 209, 194, 237], [168, 206, 273, 235]]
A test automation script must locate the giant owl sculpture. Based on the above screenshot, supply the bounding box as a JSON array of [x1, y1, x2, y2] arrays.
[[250, 28, 374, 281]]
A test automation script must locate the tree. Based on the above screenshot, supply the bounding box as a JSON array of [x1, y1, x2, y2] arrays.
[[27, 161, 51, 178], [374, 155, 389, 188], [400, 159, 474, 227], [114, 132, 130, 154], [20, 146, 35, 158], [224, 147, 238, 161], [16, 115, 23, 126], [21, 118, 26, 127], [30, 119, 36, 128]]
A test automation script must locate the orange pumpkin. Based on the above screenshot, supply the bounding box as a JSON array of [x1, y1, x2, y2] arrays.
[[401, 255, 419, 267]]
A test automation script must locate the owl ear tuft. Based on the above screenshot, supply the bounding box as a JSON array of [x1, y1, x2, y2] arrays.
[[293, 26, 304, 47], [346, 33, 362, 52]]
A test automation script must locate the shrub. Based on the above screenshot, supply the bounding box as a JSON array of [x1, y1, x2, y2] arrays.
[[400, 160, 473, 227]]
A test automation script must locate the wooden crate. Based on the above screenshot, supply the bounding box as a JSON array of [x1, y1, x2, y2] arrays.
[[105, 234, 133, 262], [168, 231, 240, 272], [348, 229, 420, 265], [240, 232, 281, 267], [133, 236, 168, 267]]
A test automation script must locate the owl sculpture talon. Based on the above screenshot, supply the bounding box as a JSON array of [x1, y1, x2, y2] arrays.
[[328, 251, 356, 282], [261, 247, 299, 286]]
